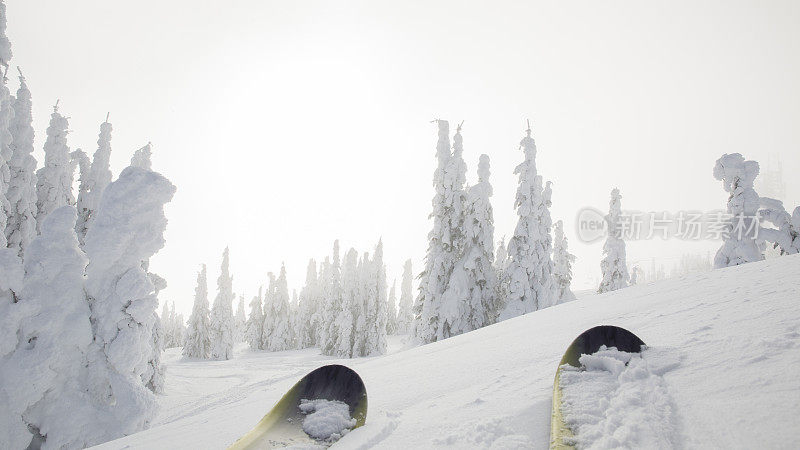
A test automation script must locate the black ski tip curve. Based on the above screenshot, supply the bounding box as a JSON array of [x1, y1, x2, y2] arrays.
[[559, 325, 646, 368], [298, 364, 368, 425]]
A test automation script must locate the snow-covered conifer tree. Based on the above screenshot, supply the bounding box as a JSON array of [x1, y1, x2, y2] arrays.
[[386, 279, 398, 335], [131, 142, 152, 170], [553, 220, 576, 302], [262, 265, 291, 351], [455, 154, 497, 329], [365, 240, 388, 355], [500, 124, 557, 319], [414, 120, 469, 343], [209, 248, 235, 360], [598, 188, 630, 293], [0, 63, 14, 249], [296, 259, 318, 348], [245, 287, 264, 350], [35, 103, 73, 228], [72, 148, 90, 211], [234, 296, 246, 343], [493, 237, 510, 314], [759, 197, 800, 256], [712, 154, 763, 267], [334, 249, 358, 358], [76, 117, 113, 244], [6, 68, 38, 255], [2, 207, 96, 449], [83, 159, 176, 442], [160, 301, 172, 347], [352, 251, 371, 356], [183, 265, 212, 358], [320, 241, 343, 356], [396, 259, 414, 334]]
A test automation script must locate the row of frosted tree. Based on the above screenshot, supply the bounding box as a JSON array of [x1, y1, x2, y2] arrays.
[[181, 241, 417, 360], [0, 4, 177, 448], [594, 152, 800, 295], [411, 120, 576, 344]]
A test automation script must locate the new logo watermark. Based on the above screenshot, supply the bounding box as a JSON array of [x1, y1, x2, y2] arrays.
[[575, 208, 761, 243]]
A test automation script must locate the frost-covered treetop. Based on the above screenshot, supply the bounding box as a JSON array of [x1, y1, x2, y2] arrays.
[[0, 0, 11, 67], [713, 153, 759, 193], [131, 142, 152, 170]]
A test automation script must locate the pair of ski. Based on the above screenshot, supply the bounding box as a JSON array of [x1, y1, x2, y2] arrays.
[[228, 325, 645, 449]]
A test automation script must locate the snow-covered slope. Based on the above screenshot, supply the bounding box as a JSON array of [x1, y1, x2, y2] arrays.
[[96, 255, 800, 449]]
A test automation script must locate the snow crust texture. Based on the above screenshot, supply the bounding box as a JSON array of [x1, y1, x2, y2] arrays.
[[299, 398, 356, 442], [559, 346, 678, 449]]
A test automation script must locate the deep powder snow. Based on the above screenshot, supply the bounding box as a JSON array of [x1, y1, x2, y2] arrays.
[[299, 398, 356, 442], [559, 346, 678, 449]]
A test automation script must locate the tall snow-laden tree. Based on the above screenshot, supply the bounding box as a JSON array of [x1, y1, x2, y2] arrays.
[[263, 264, 291, 352], [1, 207, 95, 449], [35, 103, 72, 228], [598, 188, 630, 293], [83, 160, 176, 443], [414, 120, 468, 344], [234, 295, 246, 343], [0, 246, 24, 449], [76, 118, 113, 244], [366, 240, 388, 355], [296, 259, 319, 348], [552, 220, 576, 302], [712, 153, 763, 268], [0, 63, 13, 249], [334, 249, 358, 358], [493, 237, 510, 315], [320, 241, 342, 356], [448, 154, 497, 331], [183, 264, 212, 358], [352, 251, 371, 356], [386, 279, 398, 335], [6, 69, 38, 255], [500, 124, 557, 320], [245, 287, 264, 350], [396, 259, 414, 334], [209, 247, 235, 360]]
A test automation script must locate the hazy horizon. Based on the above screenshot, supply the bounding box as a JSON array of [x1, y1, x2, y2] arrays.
[[8, 0, 800, 316]]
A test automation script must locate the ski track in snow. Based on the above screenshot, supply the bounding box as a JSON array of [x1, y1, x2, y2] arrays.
[[94, 255, 800, 449]]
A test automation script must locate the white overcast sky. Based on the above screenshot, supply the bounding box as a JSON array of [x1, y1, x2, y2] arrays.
[[7, 0, 800, 316]]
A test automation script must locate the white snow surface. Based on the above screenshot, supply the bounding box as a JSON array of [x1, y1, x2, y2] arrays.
[[299, 399, 356, 441], [94, 255, 800, 449], [559, 347, 678, 449]]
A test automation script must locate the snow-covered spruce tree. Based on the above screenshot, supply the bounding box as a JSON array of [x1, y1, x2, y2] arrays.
[[334, 249, 358, 358], [0, 63, 14, 249], [76, 117, 113, 244], [2, 207, 96, 449], [83, 158, 176, 443], [712, 154, 764, 267], [320, 241, 343, 356], [160, 300, 172, 347], [6, 68, 38, 255], [35, 103, 72, 228], [500, 125, 557, 320], [353, 251, 371, 356], [493, 237, 510, 314], [553, 220, 576, 302], [234, 295, 246, 343], [414, 120, 468, 343], [245, 287, 264, 350], [260, 273, 276, 350], [396, 259, 414, 334], [209, 247, 235, 360], [386, 279, 398, 335], [296, 259, 318, 348], [366, 240, 388, 355], [453, 154, 497, 330], [263, 264, 292, 351], [183, 264, 212, 358], [598, 188, 630, 293]]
